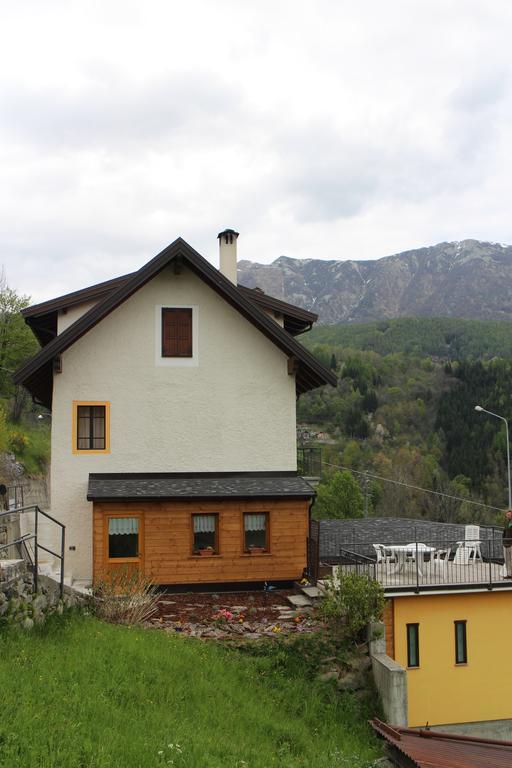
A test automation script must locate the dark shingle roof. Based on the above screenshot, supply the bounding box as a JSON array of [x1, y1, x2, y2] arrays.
[[319, 517, 501, 561], [14, 237, 335, 407], [87, 472, 316, 501]]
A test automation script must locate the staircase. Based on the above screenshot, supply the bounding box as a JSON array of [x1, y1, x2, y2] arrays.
[[0, 504, 66, 598], [286, 581, 327, 610]]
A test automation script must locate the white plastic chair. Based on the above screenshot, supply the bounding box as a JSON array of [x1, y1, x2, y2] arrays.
[[456, 525, 482, 564], [432, 547, 451, 575], [373, 544, 395, 571]]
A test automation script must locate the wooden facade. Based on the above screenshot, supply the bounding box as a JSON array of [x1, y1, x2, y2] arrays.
[[93, 497, 310, 585], [383, 599, 395, 658]]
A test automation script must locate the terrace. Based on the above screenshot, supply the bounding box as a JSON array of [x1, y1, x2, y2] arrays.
[[311, 517, 512, 594]]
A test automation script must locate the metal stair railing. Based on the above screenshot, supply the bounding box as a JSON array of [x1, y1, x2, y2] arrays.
[[0, 505, 65, 598]]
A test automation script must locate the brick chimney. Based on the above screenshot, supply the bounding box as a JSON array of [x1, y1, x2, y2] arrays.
[[217, 228, 239, 284]]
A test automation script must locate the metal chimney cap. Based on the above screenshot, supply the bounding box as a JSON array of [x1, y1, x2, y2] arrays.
[[217, 228, 239, 241]]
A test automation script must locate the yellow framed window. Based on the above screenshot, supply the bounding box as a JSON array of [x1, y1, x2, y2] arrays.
[[72, 401, 110, 454]]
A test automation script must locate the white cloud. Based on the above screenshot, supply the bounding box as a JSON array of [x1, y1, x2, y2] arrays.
[[1, 0, 512, 302]]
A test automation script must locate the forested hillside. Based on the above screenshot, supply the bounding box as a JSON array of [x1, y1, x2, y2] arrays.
[[299, 319, 512, 525], [0, 278, 50, 479], [306, 316, 512, 359]]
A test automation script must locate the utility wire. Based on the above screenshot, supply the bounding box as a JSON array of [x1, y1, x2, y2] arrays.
[[321, 460, 503, 512]]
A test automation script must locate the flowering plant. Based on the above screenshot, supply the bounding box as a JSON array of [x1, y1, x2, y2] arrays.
[[212, 608, 234, 624]]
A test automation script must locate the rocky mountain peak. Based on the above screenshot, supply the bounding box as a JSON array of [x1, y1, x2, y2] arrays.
[[237, 240, 512, 324]]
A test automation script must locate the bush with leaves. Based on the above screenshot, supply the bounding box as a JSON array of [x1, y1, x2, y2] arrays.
[[320, 570, 385, 642]]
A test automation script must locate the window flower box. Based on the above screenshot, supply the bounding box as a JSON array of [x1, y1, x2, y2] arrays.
[[248, 546, 266, 555], [198, 548, 215, 557]]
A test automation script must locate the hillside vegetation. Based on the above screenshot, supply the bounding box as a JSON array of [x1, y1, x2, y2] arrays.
[[306, 316, 512, 359], [0, 277, 50, 479], [299, 318, 512, 524]]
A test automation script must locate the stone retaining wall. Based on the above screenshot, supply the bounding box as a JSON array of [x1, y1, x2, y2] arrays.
[[0, 559, 84, 629]]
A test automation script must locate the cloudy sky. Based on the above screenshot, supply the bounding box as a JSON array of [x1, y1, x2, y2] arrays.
[[2, 0, 512, 302]]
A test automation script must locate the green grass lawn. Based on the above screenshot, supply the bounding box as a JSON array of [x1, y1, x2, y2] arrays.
[[0, 613, 382, 768]]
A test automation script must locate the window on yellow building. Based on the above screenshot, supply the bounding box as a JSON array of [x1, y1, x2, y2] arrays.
[[455, 620, 467, 664], [407, 623, 419, 668]]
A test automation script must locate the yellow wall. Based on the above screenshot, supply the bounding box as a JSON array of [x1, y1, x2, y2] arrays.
[[393, 591, 512, 727]]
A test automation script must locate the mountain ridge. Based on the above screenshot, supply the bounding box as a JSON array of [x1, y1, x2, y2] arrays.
[[237, 239, 512, 324]]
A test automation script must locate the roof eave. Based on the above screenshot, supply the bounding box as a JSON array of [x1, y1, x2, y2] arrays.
[[14, 237, 336, 400]]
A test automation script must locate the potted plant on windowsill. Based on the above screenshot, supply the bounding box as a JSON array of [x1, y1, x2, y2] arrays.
[[248, 545, 266, 555], [198, 546, 215, 557]]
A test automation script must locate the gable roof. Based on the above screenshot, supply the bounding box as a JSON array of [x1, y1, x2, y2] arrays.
[[14, 237, 336, 407], [371, 719, 512, 768], [22, 268, 317, 344]]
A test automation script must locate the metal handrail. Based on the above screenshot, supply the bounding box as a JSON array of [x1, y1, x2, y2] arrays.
[[338, 547, 377, 579], [0, 504, 65, 598]]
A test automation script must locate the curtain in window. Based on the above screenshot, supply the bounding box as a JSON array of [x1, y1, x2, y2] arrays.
[[109, 518, 139, 536], [193, 515, 216, 533], [244, 514, 266, 531], [77, 407, 91, 448]]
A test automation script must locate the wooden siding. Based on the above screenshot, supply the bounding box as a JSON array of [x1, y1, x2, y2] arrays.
[[93, 498, 310, 585], [383, 599, 395, 658]]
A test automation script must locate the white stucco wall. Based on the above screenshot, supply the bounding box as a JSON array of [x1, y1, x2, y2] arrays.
[[49, 265, 298, 582], [57, 301, 99, 333]]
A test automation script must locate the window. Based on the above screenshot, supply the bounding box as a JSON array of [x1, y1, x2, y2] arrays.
[[72, 401, 110, 454], [406, 623, 420, 668], [162, 308, 192, 357], [455, 621, 467, 664], [192, 514, 218, 554], [244, 513, 268, 552], [108, 517, 139, 559]]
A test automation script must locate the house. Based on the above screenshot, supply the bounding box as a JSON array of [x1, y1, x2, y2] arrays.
[[321, 518, 512, 733], [14, 231, 335, 588]]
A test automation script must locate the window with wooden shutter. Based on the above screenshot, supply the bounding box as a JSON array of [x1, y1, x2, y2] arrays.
[[161, 308, 193, 357]]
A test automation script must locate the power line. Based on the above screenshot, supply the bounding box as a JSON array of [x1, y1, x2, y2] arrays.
[[322, 460, 503, 512]]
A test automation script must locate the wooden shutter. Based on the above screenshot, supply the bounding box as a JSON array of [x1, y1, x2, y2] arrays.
[[162, 308, 193, 357]]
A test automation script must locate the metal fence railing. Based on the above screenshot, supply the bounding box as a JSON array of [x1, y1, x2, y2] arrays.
[[0, 505, 65, 598], [332, 531, 507, 592]]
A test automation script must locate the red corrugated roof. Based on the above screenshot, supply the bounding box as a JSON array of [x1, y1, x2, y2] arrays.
[[370, 718, 512, 767]]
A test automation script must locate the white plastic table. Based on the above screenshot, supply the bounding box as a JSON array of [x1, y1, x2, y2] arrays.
[[384, 544, 435, 576]]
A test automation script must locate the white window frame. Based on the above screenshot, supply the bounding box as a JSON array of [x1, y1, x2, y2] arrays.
[[155, 304, 199, 367]]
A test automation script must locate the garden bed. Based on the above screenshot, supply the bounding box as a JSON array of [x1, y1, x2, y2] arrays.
[[153, 589, 321, 639]]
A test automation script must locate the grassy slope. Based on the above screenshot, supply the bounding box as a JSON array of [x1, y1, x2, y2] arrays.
[[0, 615, 381, 768]]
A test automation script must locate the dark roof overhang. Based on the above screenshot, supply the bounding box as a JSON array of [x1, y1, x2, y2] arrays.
[[21, 274, 317, 340], [87, 471, 316, 501], [15, 238, 336, 408]]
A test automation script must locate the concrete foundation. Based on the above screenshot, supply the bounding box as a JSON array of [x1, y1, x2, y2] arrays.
[[430, 719, 512, 740]]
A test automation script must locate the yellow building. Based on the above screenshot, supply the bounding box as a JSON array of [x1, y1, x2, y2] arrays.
[[321, 518, 512, 731], [385, 589, 512, 727]]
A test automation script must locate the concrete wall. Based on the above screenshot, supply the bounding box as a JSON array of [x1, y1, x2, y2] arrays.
[[369, 622, 408, 727], [50, 265, 297, 583]]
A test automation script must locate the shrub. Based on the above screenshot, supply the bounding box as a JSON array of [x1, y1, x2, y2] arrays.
[[320, 571, 385, 642], [9, 429, 29, 454], [93, 568, 160, 625]]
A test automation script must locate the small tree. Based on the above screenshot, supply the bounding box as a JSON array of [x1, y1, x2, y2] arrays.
[[321, 570, 385, 641], [313, 470, 364, 519]]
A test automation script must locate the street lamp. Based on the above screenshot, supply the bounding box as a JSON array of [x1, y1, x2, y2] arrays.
[[474, 405, 512, 509]]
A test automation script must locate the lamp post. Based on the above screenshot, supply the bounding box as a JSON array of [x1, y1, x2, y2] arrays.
[[474, 405, 512, 509]]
